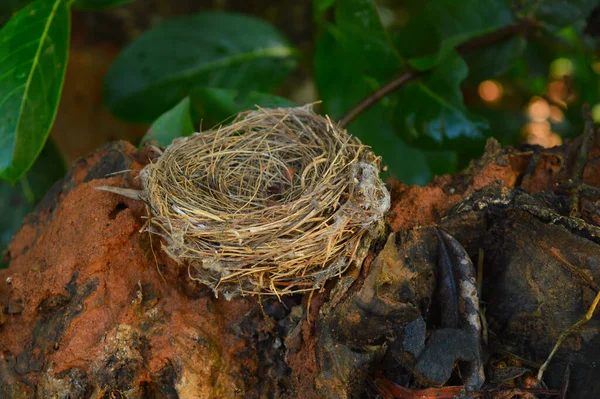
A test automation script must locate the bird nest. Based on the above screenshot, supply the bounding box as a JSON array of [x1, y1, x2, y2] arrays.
[[141, 106, 390, 298]]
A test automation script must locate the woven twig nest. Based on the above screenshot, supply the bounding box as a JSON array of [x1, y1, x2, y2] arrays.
[[141, 106, 390, 298]]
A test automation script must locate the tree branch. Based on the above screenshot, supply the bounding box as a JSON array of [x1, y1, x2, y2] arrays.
[[338, 71, 424, 128], [339, 19, 538, 128]]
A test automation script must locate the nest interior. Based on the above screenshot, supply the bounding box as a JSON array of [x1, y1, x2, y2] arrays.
[[141, 106, 390, 298]]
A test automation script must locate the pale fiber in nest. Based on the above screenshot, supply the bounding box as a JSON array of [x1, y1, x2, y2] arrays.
[[141, 106, 390, 298]]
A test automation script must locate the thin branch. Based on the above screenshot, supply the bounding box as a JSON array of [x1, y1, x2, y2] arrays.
[[339, 71, 424, 127], [339, 19, 538, 128]]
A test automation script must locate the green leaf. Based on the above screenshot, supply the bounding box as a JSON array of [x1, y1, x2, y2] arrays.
[[314, 3, 449, 186], [523, 0, 597, 32], [191, 88, 295, 128], [0, 0, 32, 26], [1, 138, 65, 268], [464, 36, 527, 83], [0, 0, 70, 184], [351, 103, 449, 186], [104, 12, 299, 123], [313, 0, 337, 21], [333, 0, 401, 75], [139, 96, 195, 148], [71, 0, 134, 10], [313, 0, 402, 119], [394, 0, 514, 70], [393, 52, 488, 152], [470, 105, 528, 147], [425, 150, 458, 178]]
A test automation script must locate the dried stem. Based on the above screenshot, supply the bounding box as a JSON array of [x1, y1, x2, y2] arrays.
[[537, 288, 600, 381]]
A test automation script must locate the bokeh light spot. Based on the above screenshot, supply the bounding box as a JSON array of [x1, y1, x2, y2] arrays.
[[592, 103, 600, 122], [527, 97, 550, 122], [478, 80, 503, 103], [525, 121, 562, 147], [549, 106, 564, 123], [547, 80, 569, 106], [549, 58, 574, 78]]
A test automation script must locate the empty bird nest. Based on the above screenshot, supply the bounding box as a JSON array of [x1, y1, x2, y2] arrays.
[[140, 106, 390, 298]]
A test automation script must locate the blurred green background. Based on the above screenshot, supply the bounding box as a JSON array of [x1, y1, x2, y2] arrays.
[[1, 0, 600, 266]]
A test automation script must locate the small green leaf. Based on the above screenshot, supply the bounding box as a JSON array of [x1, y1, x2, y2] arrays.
[[394, 0, 514, 70], [1, 138, 65, 268], [191, 88, 295, 127], [393, 53, 488, 152], [71, 0, 134, 10], [140, 96, 195, 148], [0, 0, 70, 184], [104, 12, 298, 123]]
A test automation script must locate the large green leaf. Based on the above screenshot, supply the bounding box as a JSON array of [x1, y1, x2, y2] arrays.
[[393, 52, 489, 152], [71, 0, 134, 10], [332, 0, 401, 76], [191, 87, 296, 128], [1, 138, 65, 268], [394, 0, 514, 70], [104, 12, 299, 123], [139, 96, 195, 148], [0, 0, 70, 184]]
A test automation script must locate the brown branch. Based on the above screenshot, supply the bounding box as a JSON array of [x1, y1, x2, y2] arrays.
[[338, 71, 424, 127], [339, 19, 538, 128]]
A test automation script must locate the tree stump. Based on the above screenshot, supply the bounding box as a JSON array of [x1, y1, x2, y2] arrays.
[[1, 132, 599, 398]]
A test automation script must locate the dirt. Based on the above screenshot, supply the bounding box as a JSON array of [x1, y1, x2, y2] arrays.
[[0, 133, 599, 398], [286, 293, 325, 399], [1, 143, 260, 398], [386, 139, 526, 231]]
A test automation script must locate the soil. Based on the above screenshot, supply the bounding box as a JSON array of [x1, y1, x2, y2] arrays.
[[1, 132, 599, 398]]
